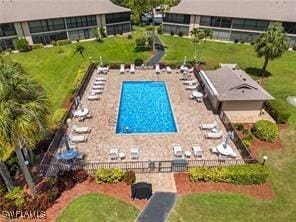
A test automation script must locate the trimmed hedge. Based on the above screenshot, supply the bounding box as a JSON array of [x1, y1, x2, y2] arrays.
[[265, 101, 291, 123], [56, 39, 72, 46], [252, 120, 279, 142], [95, 168, 124, 184], [189, 164, 268, 185], [52, 108, 68, 128]]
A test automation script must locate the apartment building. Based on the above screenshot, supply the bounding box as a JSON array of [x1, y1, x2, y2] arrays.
[[0, 0, 131, 49], [162, 0, 296, 45]]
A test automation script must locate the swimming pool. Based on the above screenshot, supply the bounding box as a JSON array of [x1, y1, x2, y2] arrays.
[[116, 81, 177, 134]]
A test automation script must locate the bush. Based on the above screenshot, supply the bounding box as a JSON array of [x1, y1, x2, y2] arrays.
[[170, 31, 174, 36], [265, 101, 291, 123], [240, 40, 245, 44], [146, 26, 153, 31], [127, 34, 133, 39], [135, 58, 144, 66], [123, 171, 136, 185], [252, 120, 279, 142], [95, 168, 124, 184], [234, 123, 244, 131], [56, 39, 72, 46], [189, 164, 268, 185], [5, 187, 26, 208], [234, 39, 239, 43], [73, 170, 88, 183], [99, 27, 106, 38], [178, 31, 183, 37], [31, 43, 43, 50], [52, 108, 67, 128], [157, 26, 163, 34], [13, 38, 31, 52], [250, 41, 255, 45], [242, 138, 252, 147], [70, 61, 89, 94], [242, 128, 249, 135], [135, 37, 152, 50]]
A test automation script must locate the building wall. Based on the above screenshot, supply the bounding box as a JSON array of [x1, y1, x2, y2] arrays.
[[221, 101, 264, 112]]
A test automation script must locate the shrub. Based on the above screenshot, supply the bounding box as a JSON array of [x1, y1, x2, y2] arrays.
[[52, 108, 67, 128], [234, 123, 244, 131], [99, 27, 106, 38], [5, 187, 26, 208], [56, 39, 72, 46], [242, 128, 249, 135], [240, 40, 245, 44], [146, 26, 153, 31], [71, 61, 89, 94], [51, 40, 57, 46], [157, 26, 163, 34], [250, 41, 255, 45], [170, 31, 174, 36], [31, 43, 43, 50], [13, 38, 31, 52], [234, 39, 239, 43], [123, 171, 136, 185], [178, 31, 183, 37], [189, 164, 268, 185], [56, 171, 76, 191], [252, 120, 279, 142], [242, 138, 252, 147], [135, 58, 144, 66], [73, 170, 88, 183], [95, 168, 124, 184], [135, 37, 152, 50], [127, 34, 133, 39], [265, 101, 291, 123]]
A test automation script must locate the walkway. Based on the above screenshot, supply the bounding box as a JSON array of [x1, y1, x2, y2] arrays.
[[137, 192, 176, 222], [147, 35, 165, 66]]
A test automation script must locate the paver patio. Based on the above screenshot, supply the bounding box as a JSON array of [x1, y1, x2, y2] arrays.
[[63, 69, 240, 162]]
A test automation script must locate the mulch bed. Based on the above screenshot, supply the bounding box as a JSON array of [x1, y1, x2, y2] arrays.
[[174, 173, 275, 200], [43, 180, 147, 222]]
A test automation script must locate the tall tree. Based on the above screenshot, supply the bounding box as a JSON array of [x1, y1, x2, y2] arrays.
[[190, 28, 204, 63], [75, 44, 86, 57], [0, 59, 50, 196], [255, 25, 289, 77], [203, 29, 213, 44]]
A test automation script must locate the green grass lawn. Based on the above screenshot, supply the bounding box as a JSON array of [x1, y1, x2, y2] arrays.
[[160, 35, 296, 128], [56, 193, 139, 222], [8, 27, 150, 112], [169, 127, 296, 221]]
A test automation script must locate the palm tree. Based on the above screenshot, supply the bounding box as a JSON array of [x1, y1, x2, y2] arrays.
[[255, 25, 289, 77], [0, 59, 50, 196], [190, 28, 204, 64], [75, 44, 86, 57], [203, 29, 213, 44]]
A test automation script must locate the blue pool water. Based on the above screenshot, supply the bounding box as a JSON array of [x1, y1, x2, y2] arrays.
[[116, 81, 177, 134]]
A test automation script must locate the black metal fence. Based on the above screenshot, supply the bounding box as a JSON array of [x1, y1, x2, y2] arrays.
[[42, 158, 248, 177], [40, 63, 96, 167]]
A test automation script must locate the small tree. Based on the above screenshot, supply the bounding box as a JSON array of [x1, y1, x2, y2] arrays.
[[75, 44, 86, 57], [92, 28, 101, 42], [203, 29, 213, 44], [99, 27, 106, 38], [13, 38, 31, 52], [190, 28, 204, 64], [255, 25, 289, 77]]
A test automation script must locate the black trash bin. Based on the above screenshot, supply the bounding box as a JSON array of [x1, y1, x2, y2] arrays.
[[131, 182, 152, 200]]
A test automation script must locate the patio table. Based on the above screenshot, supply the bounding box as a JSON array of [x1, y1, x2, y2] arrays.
[[61, 148, 78, 160], [216, 143, 234, 156], [74, 108, 89, 117]]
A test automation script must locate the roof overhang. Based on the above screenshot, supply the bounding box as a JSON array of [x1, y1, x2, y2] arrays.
[[199, 70, 218, 96]]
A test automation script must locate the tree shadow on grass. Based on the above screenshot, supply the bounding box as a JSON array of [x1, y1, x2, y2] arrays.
[[245, 67, 272, 78]]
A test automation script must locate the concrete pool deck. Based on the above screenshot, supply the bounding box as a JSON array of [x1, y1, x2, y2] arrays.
[[65, 69, 240, 162]]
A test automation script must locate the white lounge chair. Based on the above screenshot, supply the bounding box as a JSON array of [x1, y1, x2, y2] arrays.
[[95, 76, 106, 81], [120, 64, 125, 74], [229, 152, 238, 159], [88, 94, 99, 100], [192, 144, 203, 159], [199, 121, 218, 130], [93, 85, 104, 90], [130, 64, 135, 74], [91, 89, 103, 94], [94, 80, 105, 85], [73, 125, 91, 134], [185, 84, 197, 90], [205, 130, 224, 139], [211, 147, 218, 154], [130, 147, 140, 160], [69, 135, 88, 143], [166, 66, 172, 74], [173, 144, 183, 158], [188, 67, 194, 73], [183, 79, 198, 85], [109, 147, 119, 160], [155, 64, 160, 74]]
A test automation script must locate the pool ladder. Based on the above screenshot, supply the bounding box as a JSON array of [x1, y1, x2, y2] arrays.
[[108, 114, 117, 126]]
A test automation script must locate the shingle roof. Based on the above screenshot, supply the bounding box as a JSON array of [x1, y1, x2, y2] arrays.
[[169, 0, 296, 22], [204, 67, 274, 101], [0, 0, 130, 24]]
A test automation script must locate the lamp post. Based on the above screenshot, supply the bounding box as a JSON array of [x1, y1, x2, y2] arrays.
[[262, 156, 268, 165]]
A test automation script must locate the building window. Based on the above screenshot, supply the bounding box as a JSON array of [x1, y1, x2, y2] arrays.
[[105, 12, 130, 24], [0, 38, 16, 49], [29, 18, 65, 33], [106, 23, 131, 35], [68, 28, 95, 41], [32, 32, 67, 44], [232, 19, 269, 31], [0, 23, 16, 37], [66, 15, 97, 29], [200, 16, 211, 26], [200, 16, 231, 28], [162, 24, 189, 35], [230, 31, 259, 42], [283, 22, 296, 34], [163, 13, 190, 24]]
